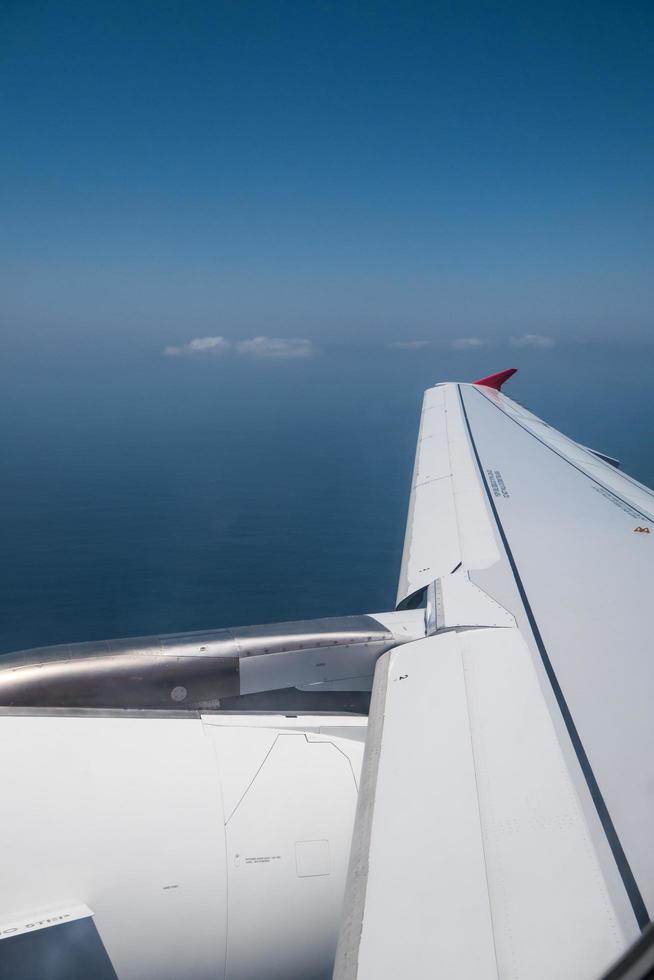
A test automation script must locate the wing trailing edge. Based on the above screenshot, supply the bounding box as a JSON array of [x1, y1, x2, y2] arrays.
[[333, 629, 629, 979]]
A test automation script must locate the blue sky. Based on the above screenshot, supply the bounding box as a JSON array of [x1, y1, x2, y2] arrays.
[[1, 0, 653, 349]]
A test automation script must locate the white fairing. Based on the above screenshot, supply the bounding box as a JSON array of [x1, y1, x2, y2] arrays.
[[0, 712, 365, 979]]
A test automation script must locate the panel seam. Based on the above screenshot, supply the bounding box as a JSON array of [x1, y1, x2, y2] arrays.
[[472, 387, 654, 522], [461, 648, 503, 980], [457, 384, 650, 931]]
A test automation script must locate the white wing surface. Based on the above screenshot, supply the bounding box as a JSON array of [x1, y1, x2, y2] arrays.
[[334, 375, 654, 979]]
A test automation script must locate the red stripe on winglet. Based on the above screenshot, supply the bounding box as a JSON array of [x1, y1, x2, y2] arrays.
[[472, 368, 517, 391]]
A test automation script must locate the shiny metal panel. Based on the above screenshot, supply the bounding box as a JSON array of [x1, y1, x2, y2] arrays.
[[0, 653, 240, 709], [0, 616, 394, 712]]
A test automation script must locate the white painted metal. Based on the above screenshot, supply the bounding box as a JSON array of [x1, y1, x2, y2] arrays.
[[335, 376, 654, 979], [397, 383, 500, 606], [367, 609, 425, 640], [238, 642, 374, 695], [239, 610, 425, 696], [334, 630, 629, 980], [492, 390, 654, 520], [215, 729, 361, 980], [335, 634, 499, 980], [459, 383, 654, 919], [1, 714, 227, 980], [397, 387, 461, 603], [435, 566, 515, 630], [460, 626, 627, 978], [443, 382, 502, 571], [0, 712, 365, 979]]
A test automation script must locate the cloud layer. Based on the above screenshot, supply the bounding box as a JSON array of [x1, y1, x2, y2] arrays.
[[389, 337, 487, 351], [450, 337, 485, 350], [388, 339, 433, 350], [164, 336, 230, 356], [389, 334, 556, 352], [165, 333, 557, 360], [236, 336, 313, 358], [164, 336, 314, 359], [510, 334, 556, 349]]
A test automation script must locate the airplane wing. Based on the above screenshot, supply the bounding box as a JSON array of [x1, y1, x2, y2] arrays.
[[334, 373, 654, 979]]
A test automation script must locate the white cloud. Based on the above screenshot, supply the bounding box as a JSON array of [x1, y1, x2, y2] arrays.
[[451, 337, 485, 350], [388, 340, 433, 350], [510, 334, 556, 349], [164, 336, 231, 356], [390, 337, 487, 351], [163, 335, 314, 359], [235, 336, 314, 358]]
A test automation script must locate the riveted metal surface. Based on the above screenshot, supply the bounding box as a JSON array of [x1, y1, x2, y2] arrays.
[[0, 616, 394, 712]]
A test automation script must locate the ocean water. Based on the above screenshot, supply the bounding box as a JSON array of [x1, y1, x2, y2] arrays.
[[1, 336, 653, 655]]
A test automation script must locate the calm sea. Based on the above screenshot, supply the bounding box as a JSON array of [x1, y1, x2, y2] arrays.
[[1, 335, 653, 655]]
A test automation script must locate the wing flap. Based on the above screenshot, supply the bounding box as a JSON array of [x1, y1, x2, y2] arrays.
[[333, 632, 498, 980], [333, 628, 628, 980]]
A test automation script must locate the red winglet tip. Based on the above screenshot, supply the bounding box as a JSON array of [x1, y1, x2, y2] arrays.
[[472, 368, 517, 391]]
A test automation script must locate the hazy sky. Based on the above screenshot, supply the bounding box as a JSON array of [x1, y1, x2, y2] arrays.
[[1, 0, 653, 348]]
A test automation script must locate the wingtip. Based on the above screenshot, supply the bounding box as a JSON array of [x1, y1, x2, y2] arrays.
[[472, 368, 517, 391]]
